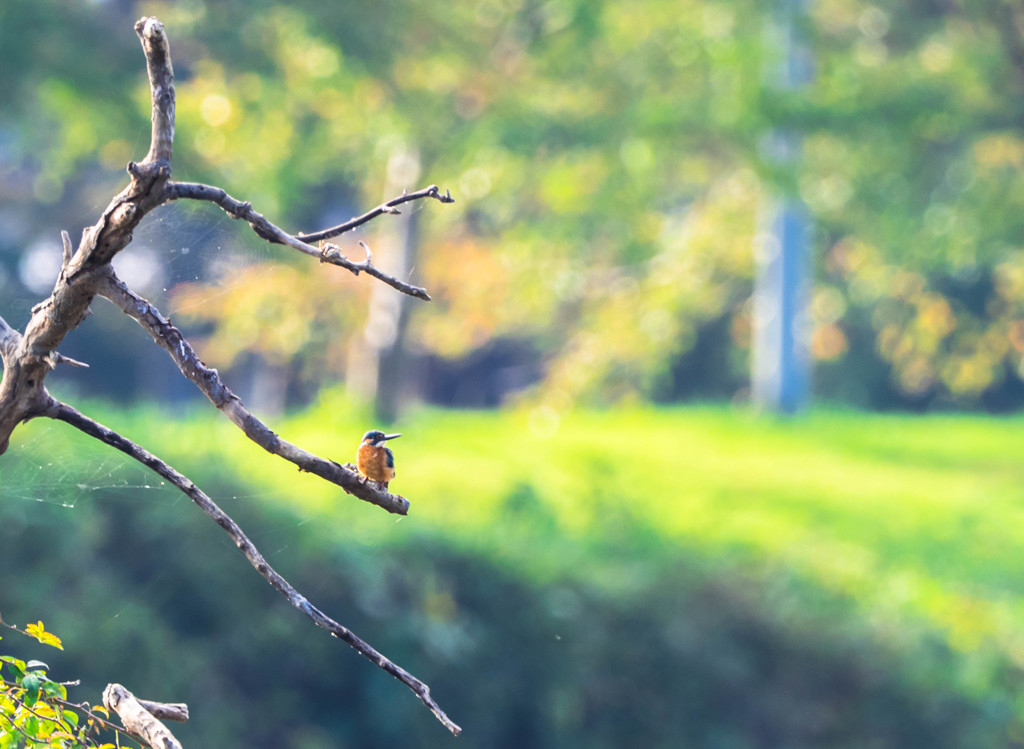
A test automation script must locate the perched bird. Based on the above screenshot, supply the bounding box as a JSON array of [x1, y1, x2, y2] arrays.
[[357, 430, 401, 489]]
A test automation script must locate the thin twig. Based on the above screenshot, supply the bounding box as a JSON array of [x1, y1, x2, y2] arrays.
[[95, 271, 410, 515], [0, 708, 47, 745], [165, 181, 433, 300], [297, 184, 454, 244], [47, 400, 462, 737], [49, 693, 144, 739], [0, 689, 89, 745], [60, 230, 74, 269], [52, 353, 89, 369]]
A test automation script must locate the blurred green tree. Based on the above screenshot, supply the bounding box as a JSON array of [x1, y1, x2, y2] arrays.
[[3, 0, 1024, 410]]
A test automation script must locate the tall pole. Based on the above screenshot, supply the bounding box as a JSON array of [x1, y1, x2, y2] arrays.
[[752, 0, 812, 414], [346, 147, 422, 423]]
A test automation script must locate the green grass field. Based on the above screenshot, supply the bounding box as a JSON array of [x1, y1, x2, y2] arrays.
[[24, 395, 1022, 657], [5, 396, 1024, 743]]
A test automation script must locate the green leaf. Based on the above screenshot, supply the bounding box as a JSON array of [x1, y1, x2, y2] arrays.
[[25, 660, 49, 672], [22, 672, 41, 706], [62, 709, 79, 728], [0, 656, 26, 681], [41, 680, 66, 700]]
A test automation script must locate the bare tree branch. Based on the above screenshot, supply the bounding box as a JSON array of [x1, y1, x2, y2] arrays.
[[95, 270, 411, 515], [52, 352, 89, 368], [135, 699, 189, 724], [166, 181, 435, 300], [103, 684, 182, 749], [1, 14, 460, 736], [296, 184, 454, 244], [50, 400, 462, 737], [134, 17, 175, 165], [319, 238, 432, 300]]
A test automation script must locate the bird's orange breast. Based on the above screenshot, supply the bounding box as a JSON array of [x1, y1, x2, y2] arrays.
[[357, 443, 395, 482]]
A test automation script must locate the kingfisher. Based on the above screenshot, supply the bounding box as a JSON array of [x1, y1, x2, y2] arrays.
[[356, 430, 401, 489]]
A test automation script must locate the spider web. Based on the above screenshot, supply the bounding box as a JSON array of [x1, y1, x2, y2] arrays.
[[113, 181, 430, 308], [2, 204, 274, 507], [1, 186, 419, 572], [114, 197, 279, 309], [2, 415, 406, 613]]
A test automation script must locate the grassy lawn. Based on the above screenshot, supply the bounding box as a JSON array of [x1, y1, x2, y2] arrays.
[[21, 398, 1017, 627], [7, 396, 1024, 710]]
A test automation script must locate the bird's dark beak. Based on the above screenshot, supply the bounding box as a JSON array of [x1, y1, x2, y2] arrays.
[[384, 433, 401, 441]]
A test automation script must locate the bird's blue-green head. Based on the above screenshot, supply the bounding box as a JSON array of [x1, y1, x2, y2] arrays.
[[361, 430, 401, 447]]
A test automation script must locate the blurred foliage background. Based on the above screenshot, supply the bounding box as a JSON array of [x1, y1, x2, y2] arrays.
[[3, 0, 1024, 747], [3, 0, 1024, 412]]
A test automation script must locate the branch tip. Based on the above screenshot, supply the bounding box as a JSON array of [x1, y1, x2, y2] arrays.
[[136, 699, 189, 724], [135, 15, 175, 166], [52, 352, 89, 369], [297, 184, 455, 244], [134, 16, 164, 39], [60, 230, 73, 267]]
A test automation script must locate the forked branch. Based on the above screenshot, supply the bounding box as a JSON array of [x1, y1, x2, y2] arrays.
[[0, 15, 460, 737], [166, 181, 439, 300]]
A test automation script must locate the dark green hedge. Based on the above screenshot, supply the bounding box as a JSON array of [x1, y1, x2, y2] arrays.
[[1, 465, 1015, 748]]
